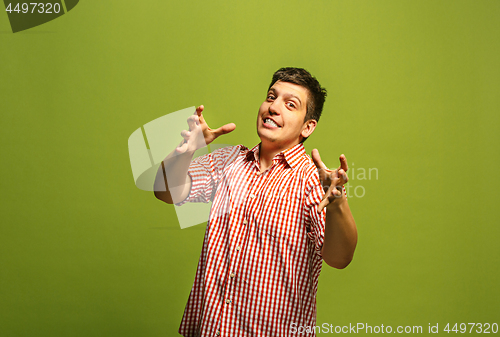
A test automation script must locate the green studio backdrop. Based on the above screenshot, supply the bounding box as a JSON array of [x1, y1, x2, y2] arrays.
[[1, 0, 499, 336]]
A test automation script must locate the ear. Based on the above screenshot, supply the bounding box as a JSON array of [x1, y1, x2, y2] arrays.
[[301, 119, 317, 139]]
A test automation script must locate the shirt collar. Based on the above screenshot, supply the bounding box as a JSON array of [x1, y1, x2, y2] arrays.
[[245, 142, 305, 169]]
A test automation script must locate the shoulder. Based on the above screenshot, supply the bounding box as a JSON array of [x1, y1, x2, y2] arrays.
[[203, 144, 247, 167], [283, 143, 317, 179], [210, 144, 247, 157], [293, 151, 319, 179], [292, 153, 322, 196]]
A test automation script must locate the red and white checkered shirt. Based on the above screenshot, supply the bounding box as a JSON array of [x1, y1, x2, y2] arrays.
[[177, 142, 326, 336]]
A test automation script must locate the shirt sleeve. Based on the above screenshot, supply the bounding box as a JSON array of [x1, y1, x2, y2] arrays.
[[303, 168, 327, 257], [175, 145, 242, 206], [174, 156, 215, 206]]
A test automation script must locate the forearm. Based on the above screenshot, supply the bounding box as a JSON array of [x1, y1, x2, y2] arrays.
[[153, 151, 193, 204], [322, 197, 358, 269], [153, 105, 235, 204]]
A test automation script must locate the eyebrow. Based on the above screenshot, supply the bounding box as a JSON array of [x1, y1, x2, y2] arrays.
[[268, 88, 303, 106]]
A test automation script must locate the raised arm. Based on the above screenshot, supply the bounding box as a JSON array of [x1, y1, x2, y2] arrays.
[[153, 105, 235, 204], [312, 149, 358, 269]]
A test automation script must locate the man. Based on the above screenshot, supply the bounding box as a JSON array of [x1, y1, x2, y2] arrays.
[[154, 68, 357, 336]]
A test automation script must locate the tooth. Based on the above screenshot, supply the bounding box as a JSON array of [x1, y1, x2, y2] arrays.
[[266, 119, 278, 127]]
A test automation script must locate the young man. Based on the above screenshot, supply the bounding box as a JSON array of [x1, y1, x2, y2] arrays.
[[154, 68, 357, 336]]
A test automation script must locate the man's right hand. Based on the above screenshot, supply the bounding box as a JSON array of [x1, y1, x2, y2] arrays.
[[175, 105, 236, 154], [155, 105, 235, 204]]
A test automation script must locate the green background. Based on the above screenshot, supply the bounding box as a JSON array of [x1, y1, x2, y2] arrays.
[[1, 0, 499, 335]]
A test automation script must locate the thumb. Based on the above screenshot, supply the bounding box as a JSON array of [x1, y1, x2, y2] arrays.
[[212, 123, 236, 138], [311, 149, 327, 169], [338, 154, 348, 172]]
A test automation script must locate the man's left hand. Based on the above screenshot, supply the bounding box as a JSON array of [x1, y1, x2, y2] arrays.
[[311, 149, 349, 212]]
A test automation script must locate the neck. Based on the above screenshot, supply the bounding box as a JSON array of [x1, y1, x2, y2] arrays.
[[258, 145, 279, 172], [258, 140, 299, 172]]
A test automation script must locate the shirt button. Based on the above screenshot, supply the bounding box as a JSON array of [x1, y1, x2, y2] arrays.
[[226, 299, 232, 304], [216, 331, 220, 336], [236, 246, 241, 251], [243, 219, 248, 225], [249, 194, 255, 199], [230, 272, 235, 278]]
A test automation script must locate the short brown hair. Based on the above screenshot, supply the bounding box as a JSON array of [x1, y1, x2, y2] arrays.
[[268, 67, 327, 124]]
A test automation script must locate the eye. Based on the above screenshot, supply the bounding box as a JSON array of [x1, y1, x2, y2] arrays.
[[287, 102, 296, 109], [267, 94, 275, 100]]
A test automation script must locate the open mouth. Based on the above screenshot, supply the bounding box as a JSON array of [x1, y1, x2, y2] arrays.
[[263, 118, 281, 128]]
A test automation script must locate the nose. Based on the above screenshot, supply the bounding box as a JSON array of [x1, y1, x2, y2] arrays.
[[268, 99, 280, 115]]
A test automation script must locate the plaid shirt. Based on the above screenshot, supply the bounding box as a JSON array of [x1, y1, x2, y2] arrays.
[[177, 143, 326, 336]]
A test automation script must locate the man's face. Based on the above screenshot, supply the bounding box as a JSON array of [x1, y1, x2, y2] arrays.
[[257, 81, 316, 151]]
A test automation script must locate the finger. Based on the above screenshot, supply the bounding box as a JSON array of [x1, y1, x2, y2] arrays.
[[180, 130, 191, 141], [318, 198, 329, 213], [212, 123, 236, 138], [195, 105, 204, 117], [339, 154, 348, 172], [311, 149, 328, 170], [332, 185, 343, 198], [330, 172, 347, 191], [338, 169, 348, 184], [317, 184, 332, 210], [175, 141, 188, 154], [187, 115, 200, 130], [317, 183, 344, 213], [195, 105, 208, 126]]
